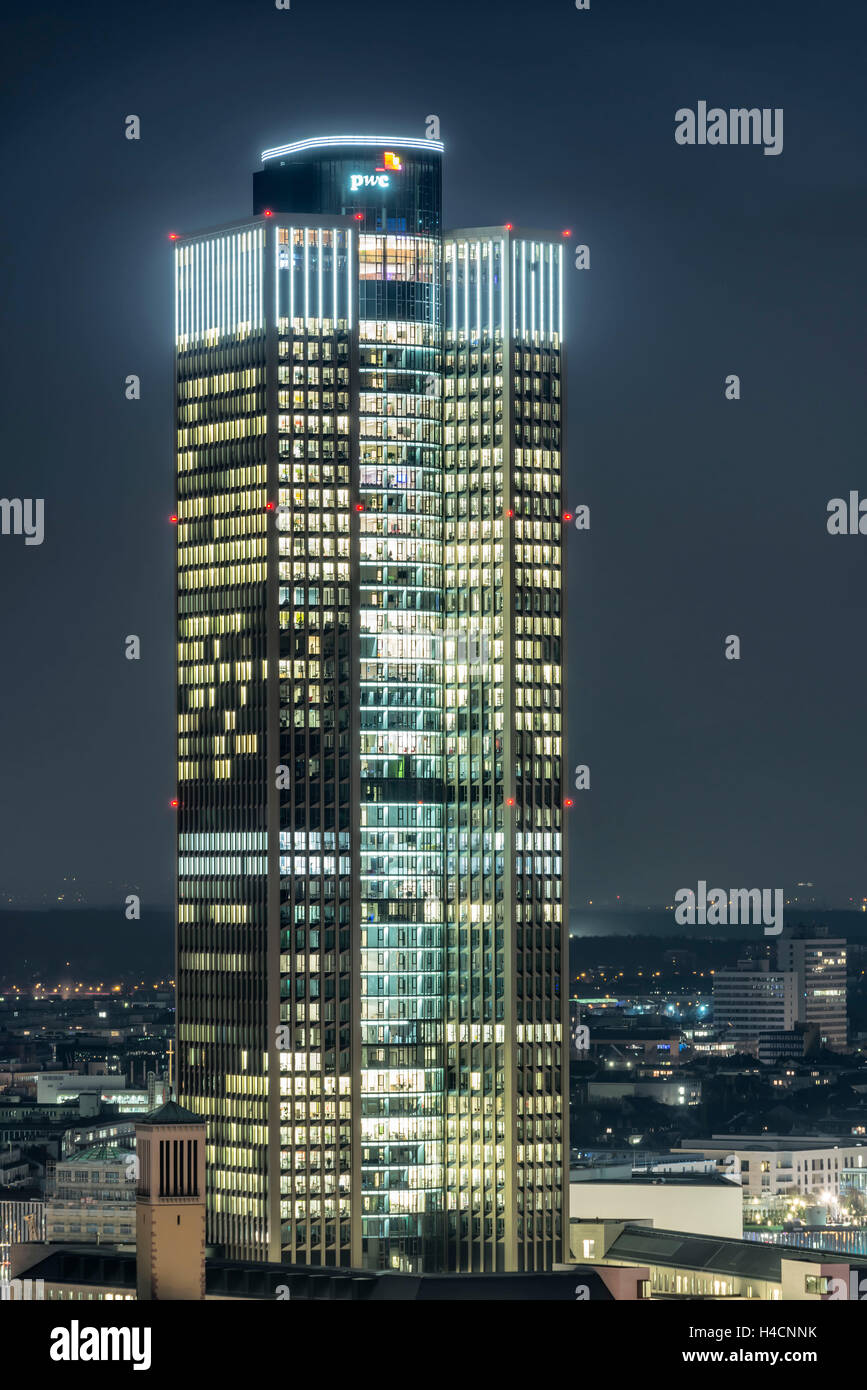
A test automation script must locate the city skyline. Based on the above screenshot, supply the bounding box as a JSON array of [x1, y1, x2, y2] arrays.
[[2, 0, 866, 1344]]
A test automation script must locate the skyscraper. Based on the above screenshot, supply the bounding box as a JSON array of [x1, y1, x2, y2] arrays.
[[174, 134, 568, 1274]]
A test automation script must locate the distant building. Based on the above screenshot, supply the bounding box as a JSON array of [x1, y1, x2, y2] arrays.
[[777, 934, 847, 1051], [36, 1074, 127, 1106], [582, 1027, 686, 1067], [712, 960, 797, 1051], [586, 1077, 701, 1108], [679, 1136, 867, 1202], [0, 1145, 39, 1186], [757, 1026, 816, 1066], [61, 1116, 138, 1158]]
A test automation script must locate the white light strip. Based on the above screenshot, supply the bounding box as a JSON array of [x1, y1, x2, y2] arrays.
[[463, 242, 469, 337], [450, 245, 456, 337], [304, 227, 309, 322], [226, 235, 232, 336], [332, 226, 337, 323], [488, 239, 493, 336], [290, 227, 295, 321], [221, 236, 226, 336], [531, 241, 536, 339], [475, 242, 481, 338], [548, 244, 553, 345], [558, 243, 563, 342], [500, 239, 505, 336], [521, 241, 527, 342], [262, 134, 444, 160], [431, 234, 437, 338], [348, 228, 354, 330], [317, 228, 323, 326]]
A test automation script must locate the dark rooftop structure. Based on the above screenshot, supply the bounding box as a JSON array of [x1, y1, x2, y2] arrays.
[[137, 1101, 201, 1127], [16, 1247, 621, 1301], [607, 1224, 852, 1280], [574, 1173, 738, 1187]]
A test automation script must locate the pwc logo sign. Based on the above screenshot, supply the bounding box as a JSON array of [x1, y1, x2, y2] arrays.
[[349, 151, 402, 192]]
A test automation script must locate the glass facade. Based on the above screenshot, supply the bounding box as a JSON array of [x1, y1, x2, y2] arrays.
[[443, 231, 567, 1271], [274, 222, 357, 1265], [356, 240, 444, 1272], [256, 138, 446, 1272], [175, 138, 568, 1275], [175, 223, 270, 1261]]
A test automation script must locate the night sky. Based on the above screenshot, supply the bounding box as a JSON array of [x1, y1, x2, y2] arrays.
[[0, 0, 864, 910]]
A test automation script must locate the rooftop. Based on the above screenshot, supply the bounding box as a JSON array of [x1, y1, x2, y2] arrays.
[[608, 1224, 841, 1280], [16, 1247, 619, 1301], [62, 1145, 134, 1165], [137, 1100, 201, 1128], [683, 1135, 867, 1152], [571, 1173, 738, 1187], [261, 135, 445, 162]]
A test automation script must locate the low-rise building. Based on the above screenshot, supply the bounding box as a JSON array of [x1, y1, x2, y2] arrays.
[[45, 1146, 136, 1244], [571, 1173, 742, 1242], [571, 1218, 865, 1300], [679, 1135, 867, 1201], [586, 1077, 701, 1108]]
